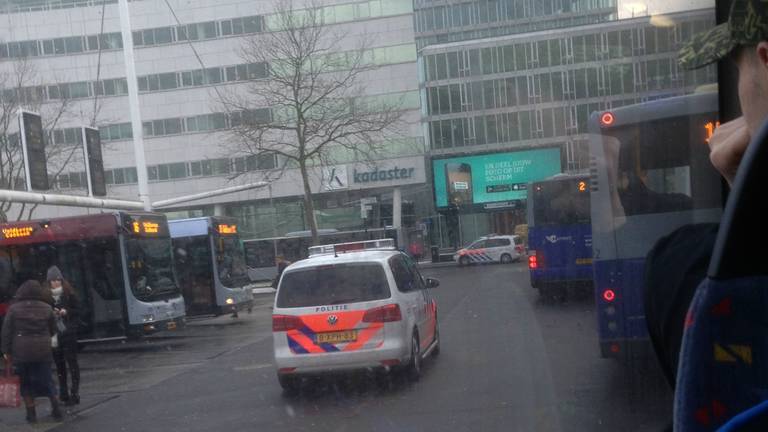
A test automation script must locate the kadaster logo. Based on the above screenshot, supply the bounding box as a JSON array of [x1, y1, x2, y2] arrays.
[[322, 166, 348, 191]]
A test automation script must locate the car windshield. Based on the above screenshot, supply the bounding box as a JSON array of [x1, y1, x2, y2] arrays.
[[126, 237, 180, 300], [276, 263, 390, 308], [0, 0, 738, 430], [215, 236, 250, 288]]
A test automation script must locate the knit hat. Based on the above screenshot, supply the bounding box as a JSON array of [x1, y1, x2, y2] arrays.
[[46, 265, 63, 282], [15, 280, 44, 301]]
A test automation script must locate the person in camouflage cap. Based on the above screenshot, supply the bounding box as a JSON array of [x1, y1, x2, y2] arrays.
[[678, 0, 768, 185]]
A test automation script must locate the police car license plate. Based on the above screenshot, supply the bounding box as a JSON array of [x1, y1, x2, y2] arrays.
[[317, 330, 357, 344]]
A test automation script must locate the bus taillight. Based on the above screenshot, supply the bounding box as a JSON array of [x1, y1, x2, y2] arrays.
[[600, 112, 615, 126], [528, 255, 538, 269], [603, 289, 616, 302]]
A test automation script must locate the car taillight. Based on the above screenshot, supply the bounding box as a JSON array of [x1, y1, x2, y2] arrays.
[[363, 304, 402, 323], [528, 255, 538, 269], [272, 315, 303, 331]]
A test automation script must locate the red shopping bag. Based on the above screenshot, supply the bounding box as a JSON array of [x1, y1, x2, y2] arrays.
[[0, 362, 21, 408]]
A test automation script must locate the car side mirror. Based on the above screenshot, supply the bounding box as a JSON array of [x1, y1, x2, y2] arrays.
[[425, 277, 440, 289]]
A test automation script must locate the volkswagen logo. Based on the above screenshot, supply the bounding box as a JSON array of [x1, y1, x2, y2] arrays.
[[327, 315, 338, 325]]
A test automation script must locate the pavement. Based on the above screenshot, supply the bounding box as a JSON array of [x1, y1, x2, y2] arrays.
[[0, 264, 672, 432]]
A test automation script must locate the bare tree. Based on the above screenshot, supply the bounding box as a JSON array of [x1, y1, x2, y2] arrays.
[[221, 0, 405, 243], [0, 57, 83, 222]]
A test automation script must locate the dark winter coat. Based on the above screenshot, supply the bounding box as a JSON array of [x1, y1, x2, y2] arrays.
[[0, 280, 55, 363]]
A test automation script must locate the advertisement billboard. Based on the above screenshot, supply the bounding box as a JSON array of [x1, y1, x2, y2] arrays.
[[432, 147, 562, 209]]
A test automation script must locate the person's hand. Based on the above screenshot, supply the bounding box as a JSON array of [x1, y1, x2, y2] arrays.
[[59, 308, 67, 316], [708, 116, 751, 186]]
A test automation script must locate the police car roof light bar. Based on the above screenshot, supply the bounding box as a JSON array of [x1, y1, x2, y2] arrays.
[[308, 239, 396, 257]]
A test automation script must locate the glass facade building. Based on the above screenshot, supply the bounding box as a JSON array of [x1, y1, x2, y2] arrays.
[[415, 4, 717, 246]]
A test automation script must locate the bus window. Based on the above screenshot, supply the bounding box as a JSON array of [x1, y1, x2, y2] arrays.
[[126, 237, 178, 300], [603, 113, 721, 216], [533, 179, 591, 226]]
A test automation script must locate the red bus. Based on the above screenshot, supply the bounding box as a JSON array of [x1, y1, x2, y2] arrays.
[[0, 212, 186, 342]]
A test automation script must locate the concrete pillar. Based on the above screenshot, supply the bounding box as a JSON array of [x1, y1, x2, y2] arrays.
[[392, 187, 403, 248], [213, 204, 225, 216]]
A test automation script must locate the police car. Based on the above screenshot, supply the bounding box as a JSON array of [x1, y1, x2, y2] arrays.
[[272, 239, 440, 394], [453, 234, 524, 266]]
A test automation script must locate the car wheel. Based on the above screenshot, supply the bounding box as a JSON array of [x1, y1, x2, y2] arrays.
[[278, 374, 301, 396], [500, 253, 513, 264], [406, 331, 422, 382], [459, 256, 471, 266]]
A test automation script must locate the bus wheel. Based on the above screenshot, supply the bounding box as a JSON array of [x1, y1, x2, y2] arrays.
[[500, 254, 513, 264]]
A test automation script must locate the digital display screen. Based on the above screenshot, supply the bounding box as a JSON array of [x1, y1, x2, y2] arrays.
[[124, 216, 168, 237], [218, 224, 237, 235], [1, 226, 34, 239], [85, 127, 107, 197], [432, 148, 562, 209], [20, 111, 48, 191]]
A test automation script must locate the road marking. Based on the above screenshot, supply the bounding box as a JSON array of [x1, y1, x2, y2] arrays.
[[233, 363, 272, 371]]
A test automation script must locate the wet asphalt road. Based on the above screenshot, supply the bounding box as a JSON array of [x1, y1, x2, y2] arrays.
[[1, 263, 672, 432]]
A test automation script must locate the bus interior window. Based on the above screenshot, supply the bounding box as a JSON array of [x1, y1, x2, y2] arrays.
[[611, 115, 720, 216]]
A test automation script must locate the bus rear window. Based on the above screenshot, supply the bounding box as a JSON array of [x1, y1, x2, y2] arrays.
[[532, 179, 590, 226], [604, 114, 721, 216], [276, 263, 390, 308]]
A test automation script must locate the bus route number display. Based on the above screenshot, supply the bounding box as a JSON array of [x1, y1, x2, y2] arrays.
[[125, 217, 167, 236], [218, 224, 237, 234]]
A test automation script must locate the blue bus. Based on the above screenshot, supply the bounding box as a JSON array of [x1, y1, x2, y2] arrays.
[[169, 217, 254, 316], [588, 91, 722, 358], [527, 174, 593, 300]]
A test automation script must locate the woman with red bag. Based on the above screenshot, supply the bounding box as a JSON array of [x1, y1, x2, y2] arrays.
[[0, 280, 63, 423]]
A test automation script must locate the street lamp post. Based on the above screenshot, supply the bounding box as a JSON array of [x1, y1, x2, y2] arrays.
[[117, 0, 151, 211]]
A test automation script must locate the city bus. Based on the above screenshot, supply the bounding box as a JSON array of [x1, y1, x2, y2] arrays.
[[527, 174, 593, 300], [588, 91, 722, 358], [169, 217, 254, 316], [0, 212, 186, 341], [243, 227, 397, 281]]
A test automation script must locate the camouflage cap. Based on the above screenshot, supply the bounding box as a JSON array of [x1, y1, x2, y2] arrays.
[[679, 0, 768, 70]]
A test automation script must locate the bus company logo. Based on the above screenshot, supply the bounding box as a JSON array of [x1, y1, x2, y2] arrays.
[[327, 315, 338, 325], [2, 226, 34, 239], [545, 235, 573, 244]]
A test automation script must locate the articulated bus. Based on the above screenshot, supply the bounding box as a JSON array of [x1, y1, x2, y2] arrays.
[[169, 217, 254, 316], [244, 227, 397, 281], [588, 91, 722, 358], [0, 212, 186, 341], [527, 174, 593, 300]]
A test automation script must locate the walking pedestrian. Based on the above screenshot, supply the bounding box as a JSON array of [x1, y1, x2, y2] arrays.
[[0, 280, 62, 423], [44, 266, 81, 406]]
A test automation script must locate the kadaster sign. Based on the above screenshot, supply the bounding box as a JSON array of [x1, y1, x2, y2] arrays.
[[348, 157, 425, 190]]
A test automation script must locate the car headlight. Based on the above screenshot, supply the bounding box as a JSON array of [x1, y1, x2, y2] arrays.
[[142, 314, 155, 323]]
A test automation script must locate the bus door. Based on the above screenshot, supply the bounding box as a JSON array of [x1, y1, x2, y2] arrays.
[[82, 239, 127, 339], [173, 236, 215, 314]]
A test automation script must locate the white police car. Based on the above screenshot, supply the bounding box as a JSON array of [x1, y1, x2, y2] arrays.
[[272, 239, 440, 394], [453, 234, 524, 266]]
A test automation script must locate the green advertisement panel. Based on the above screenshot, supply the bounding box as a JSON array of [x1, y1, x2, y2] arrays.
[[432, 147, 562, 208]]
